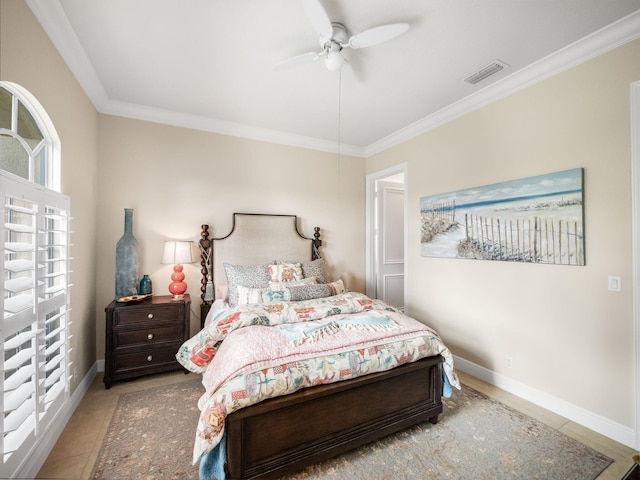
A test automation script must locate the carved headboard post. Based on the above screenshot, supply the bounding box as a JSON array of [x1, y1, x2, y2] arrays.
[[199, 225, 213, 327], [312, 227, 322, 260]]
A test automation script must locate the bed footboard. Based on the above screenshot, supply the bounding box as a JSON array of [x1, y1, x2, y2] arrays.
[[225, 355, 444, 479]]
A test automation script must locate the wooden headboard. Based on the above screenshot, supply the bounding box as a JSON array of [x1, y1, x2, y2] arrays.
[[199, 213, 322, 318]]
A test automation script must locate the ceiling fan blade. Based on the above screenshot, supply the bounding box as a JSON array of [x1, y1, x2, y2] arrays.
[[347, 23, 410, 49], [302, 0, 333, 39], [273, 51, 321, 71]]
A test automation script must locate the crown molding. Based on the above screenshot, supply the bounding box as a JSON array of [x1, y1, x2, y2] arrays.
[[26, 1, 640, 159], [365, 9, 640, 157], [25, 0, 365, 158], [101, 99, 366, 157]]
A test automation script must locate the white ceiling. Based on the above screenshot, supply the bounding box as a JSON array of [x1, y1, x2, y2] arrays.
[[26, 0, 640, 157]]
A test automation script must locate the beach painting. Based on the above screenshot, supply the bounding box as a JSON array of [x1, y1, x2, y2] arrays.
[[420, 168, 585, 265]]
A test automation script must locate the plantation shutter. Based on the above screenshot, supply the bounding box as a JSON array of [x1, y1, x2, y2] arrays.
[[1, 170, 70, 475]]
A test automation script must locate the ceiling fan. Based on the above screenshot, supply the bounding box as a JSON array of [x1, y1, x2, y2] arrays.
[[274, 0, 410, 72]]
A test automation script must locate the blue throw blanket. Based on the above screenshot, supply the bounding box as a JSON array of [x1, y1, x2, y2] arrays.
[[199, 433, 226, 480]]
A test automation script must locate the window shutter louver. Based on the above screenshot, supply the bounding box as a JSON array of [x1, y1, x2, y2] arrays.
[[1, 172, 70, 474]]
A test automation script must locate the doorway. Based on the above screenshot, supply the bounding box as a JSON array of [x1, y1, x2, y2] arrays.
[[365, 164, 407, 310]]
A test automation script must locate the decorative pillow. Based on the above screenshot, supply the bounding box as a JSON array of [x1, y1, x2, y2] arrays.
[[284, 284, 331, 302], [224, 262, 271, 306], [301, 258, 329, 284], [237, 285, 289, 305], [236, 285, 265, 305], [268, 276, 316, 291], [325, 278, 346, 296], [279, 258, 328, 284], [260, 290, 287, 303], [285, 279, 345, 302], [268, 263, 303, 282]]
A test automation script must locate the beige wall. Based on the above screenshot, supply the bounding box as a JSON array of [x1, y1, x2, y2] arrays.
[[1, 0, 365, 375], [95, 115, 365, 357], [1, 0, 99, 394], [4, 0, 639, 442], [368, 39, 640, 428]]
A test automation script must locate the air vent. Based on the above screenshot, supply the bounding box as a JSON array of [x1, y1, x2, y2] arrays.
[[464, 60, 509, 85]]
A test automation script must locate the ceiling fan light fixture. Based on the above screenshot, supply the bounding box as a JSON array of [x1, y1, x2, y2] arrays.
[[325, 49, 345, 71], [274, 1, 410, 73]]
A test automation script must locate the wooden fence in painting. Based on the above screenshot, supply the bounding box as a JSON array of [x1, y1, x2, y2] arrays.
[[421, 200, 456, 223], [463, 213, 584, 265]]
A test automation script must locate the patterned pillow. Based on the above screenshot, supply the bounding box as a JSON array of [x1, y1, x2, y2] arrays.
[[260, 290, 287, 303], [285, 279, 346, 301], [326, 279, 346, 295], [268, 276, 316, 291], [300, 258, 329, 284], [268, 263, 303, 282], [236, 285, 287, 305], [279, 258, 329, 284], [223, 262, 271, 306]]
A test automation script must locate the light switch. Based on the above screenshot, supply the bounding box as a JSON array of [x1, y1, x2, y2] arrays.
[[608, 276, 621, 292]]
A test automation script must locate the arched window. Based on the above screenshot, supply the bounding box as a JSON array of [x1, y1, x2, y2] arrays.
[[0, 82, 69, 478], [0, 82, 60, 190]]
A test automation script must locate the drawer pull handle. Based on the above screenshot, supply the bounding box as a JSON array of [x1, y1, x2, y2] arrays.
[[147, 313, 154, 319], [147, 355, 153, 362], [147, 333, 154, 340]]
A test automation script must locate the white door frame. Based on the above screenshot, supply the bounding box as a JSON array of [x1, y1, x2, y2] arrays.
[[631, 80, 640, 451], [365, 163, 408, 311]]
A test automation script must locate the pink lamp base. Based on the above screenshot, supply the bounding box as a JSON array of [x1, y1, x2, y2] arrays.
[[168, 264, 187, 300]]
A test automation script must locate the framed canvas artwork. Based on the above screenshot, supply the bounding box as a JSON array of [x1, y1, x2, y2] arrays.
[[420, 168, 585, 265]]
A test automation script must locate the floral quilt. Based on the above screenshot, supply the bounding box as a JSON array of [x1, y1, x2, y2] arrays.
[[174, 292, 460, 464], [176, 291, 399, 373]]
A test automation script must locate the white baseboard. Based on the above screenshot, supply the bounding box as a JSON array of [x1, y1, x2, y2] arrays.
[[97, 358, 105, 372], [16, 361, 99, 479], [454, 355, 637, 449]]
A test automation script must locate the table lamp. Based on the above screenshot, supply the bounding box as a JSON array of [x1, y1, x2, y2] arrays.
[[161, 240, 193, 300]]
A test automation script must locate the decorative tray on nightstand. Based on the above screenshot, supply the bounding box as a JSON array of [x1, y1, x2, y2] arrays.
[[116, 294, 153, 304]]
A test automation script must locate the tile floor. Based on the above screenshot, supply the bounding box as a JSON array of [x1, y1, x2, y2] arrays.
[[37, 370, 196, 479], [37, 370, 639, 479]]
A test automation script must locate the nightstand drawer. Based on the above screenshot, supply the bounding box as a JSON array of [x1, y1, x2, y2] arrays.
[[114, 304, 184, 328], [113, 324, 185, 349], [104, 294, 191, 389], [113, 345, 182, 372]]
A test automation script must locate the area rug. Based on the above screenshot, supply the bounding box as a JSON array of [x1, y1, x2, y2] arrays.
[[91, 378, 201, 479], [91, 377, 612, 480]]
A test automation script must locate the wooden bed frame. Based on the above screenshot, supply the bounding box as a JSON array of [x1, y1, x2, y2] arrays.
[[198, 213, 443, 479]]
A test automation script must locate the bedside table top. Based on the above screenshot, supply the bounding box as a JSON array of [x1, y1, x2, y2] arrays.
[[106, 294, 190, 310]]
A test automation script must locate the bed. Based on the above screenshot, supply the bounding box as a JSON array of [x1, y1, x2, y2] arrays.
[[176, 213, 459, 480]]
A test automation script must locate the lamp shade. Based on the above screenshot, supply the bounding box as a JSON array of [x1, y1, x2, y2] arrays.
[[161, 241, 193, 265]]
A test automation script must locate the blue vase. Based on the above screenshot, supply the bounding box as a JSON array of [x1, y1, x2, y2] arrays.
[[115, 208, 139, 298], [139, 274, 152, 295]]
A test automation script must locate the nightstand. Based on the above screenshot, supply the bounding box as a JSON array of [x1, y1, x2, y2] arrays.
[[104, 294, 191, 389]]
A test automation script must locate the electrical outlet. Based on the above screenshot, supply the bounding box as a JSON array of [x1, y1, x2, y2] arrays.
[[73, 367, 78, 383], [608, 276, 621, 292], [505, 356, 513, 368]]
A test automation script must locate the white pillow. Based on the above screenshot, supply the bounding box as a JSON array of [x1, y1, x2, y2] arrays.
[[236, 285, 264, 305]]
